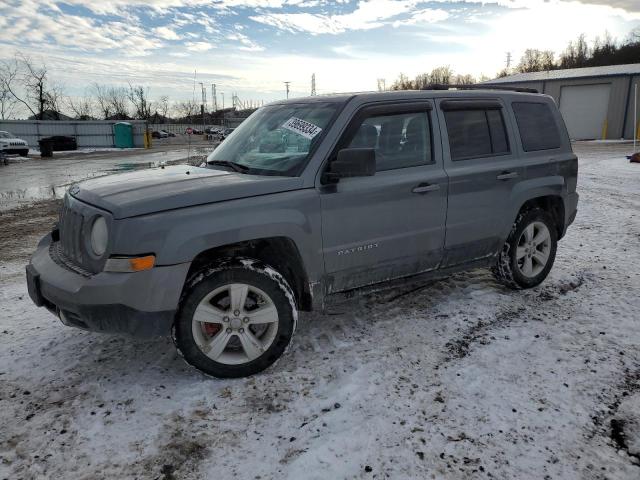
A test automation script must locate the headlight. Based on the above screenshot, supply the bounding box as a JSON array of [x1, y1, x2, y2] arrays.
[[90, 216, 108, 256]]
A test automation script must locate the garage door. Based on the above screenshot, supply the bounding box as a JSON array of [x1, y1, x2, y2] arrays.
[[559, 84, 611, 140]]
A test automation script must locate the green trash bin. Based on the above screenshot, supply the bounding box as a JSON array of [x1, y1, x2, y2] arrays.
[[113, 122, 134, 148]]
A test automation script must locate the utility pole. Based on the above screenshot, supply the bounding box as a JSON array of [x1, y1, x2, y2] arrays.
[[211, 84, 217, 112], [311, 74, 316, 96], [221, 92, 225, 110], [199, 82, 206, 130], [284, 81, 291, 99], [505, 52, 512, 69]]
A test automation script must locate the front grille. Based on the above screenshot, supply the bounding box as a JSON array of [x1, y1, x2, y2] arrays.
[[49, 242, 93, 277], [59, 201, 85, 266]]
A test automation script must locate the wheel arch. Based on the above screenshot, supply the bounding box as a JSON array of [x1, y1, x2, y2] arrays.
[[185, 236, 313, 311], [516, 195, 566, 239]]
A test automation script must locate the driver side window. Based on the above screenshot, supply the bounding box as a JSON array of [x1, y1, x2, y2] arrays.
[[346, 111, 433, 171]]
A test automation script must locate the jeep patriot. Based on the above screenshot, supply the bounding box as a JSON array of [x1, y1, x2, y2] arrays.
[[26, 88, 579, 378]]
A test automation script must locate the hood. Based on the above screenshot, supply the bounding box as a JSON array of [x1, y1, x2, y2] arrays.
[[71, 165, 304, 219], [3, 137, 27, 146]]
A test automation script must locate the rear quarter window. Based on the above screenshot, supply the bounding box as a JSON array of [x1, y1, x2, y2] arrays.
[[443, 107, 510, 161], [512, 102, 562, 152]]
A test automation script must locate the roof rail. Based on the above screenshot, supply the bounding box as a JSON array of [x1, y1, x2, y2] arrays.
[[423, 84, 539, 94]]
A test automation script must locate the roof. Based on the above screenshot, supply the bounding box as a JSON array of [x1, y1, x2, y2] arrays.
[[485, 63, 640, 84], [269, 88, 544, 107]]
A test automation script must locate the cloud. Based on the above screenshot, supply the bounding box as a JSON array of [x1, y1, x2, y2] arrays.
[[185, 41, 215, 51], [226, 32, 265, 51], [153, 26, 182, 40], [0, 0, 164, 56], [392, 8, 450, 27], [576, 1, 640, 13], [250, 0, 422, 34]]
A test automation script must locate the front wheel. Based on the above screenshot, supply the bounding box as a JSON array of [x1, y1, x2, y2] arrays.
[[493, 208, 558, 289], [173, 259, 297, 378]]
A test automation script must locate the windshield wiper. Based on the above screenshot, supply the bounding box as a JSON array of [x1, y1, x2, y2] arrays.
[[206, 160, 250, 173]]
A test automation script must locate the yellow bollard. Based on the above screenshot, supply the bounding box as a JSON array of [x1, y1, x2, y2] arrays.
[[601, 119, 608, 140], [143, 130, 152, 149]]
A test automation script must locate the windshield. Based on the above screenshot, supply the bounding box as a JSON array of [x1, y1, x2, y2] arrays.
[[0, 132, 13, 139], [206, 102, 339, 176]]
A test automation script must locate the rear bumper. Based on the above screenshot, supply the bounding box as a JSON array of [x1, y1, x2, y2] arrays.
[[563, 192, 579, 236], [27, 234, 190, 337]]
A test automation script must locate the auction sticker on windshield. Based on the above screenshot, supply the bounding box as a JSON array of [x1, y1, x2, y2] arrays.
[[281, 117, 322, 140]]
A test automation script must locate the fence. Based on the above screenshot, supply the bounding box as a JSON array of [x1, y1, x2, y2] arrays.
[[0, 120, 147, 149], [148, 124, 225, 135], [148, 116, 249, 134]]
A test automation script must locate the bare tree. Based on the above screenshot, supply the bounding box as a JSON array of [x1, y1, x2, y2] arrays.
[[429, 66, 453, 85], [518, 49, 555, 73], [91, 83, 111, 119], [413, 73, 430, 90], [66, 91, 95, 120], [173, 100, 198, 122], [159, 95, 170, 118], [0, 63, 19, 119], [559, 34, 589, 69], [128, 84, 153, 120], [19, 55, 64, 119], [391, 73, 412, 90], [107, 86, 129, 119], [452, 73, 476, 85]]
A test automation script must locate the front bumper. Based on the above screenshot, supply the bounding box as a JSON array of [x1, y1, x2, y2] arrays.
[[3, 147, 28, 154], [27, 234, 190, 337]]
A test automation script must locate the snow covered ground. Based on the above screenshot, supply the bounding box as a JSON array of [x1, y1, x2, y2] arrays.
[[0, 142, 639, 479]]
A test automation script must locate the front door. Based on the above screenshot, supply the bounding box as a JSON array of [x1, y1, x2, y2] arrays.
[[319, 102, 448, 293]]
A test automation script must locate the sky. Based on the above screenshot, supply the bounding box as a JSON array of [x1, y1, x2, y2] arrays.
[[0, 0, 639, 110]]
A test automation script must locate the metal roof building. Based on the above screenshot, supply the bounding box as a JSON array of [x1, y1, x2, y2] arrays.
[[484, 63, 640, 140]]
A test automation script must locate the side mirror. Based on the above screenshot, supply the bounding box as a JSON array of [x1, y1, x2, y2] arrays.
[[324, 148, 376, 183]]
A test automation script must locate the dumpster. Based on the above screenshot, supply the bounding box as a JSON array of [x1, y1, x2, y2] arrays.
[[38, 138, 54, 157], [113, 122, 134, 148]]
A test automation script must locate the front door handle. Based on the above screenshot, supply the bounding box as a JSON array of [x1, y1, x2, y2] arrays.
[[496, 171, 519, 180], [412, 183, 440, 194]]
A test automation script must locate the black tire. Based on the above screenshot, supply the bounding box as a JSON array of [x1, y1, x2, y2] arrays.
[[19, 149, 29, 157], [492, 208, 558, 289], [173, 258, 297, 378]]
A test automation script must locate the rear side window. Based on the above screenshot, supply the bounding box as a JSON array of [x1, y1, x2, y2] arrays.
[[444, 108, 510, 161], [512, 102, 561, 151]]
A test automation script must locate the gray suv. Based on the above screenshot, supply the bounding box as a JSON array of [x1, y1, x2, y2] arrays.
[[26, 89, 578, 378]]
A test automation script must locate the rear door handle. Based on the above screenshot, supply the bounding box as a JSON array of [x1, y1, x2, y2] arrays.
[[412, 183, 440, 194], [496, 171, 519, 180]]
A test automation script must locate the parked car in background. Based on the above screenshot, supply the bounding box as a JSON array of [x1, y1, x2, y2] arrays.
[[152, 131, 168, 139], [160, 130, 176, 137], [0, 131, 29, 156], [217, 128, 235, 141], [27, 88, 578, 379]]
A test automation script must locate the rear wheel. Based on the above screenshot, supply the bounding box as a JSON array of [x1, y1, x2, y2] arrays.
[[173, 259, 297, 378], [493, 208, 558, 289]]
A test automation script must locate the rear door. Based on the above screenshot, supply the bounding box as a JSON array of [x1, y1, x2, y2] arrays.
[[319, 101, 448, 292], [437, 97, 523, 266]]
